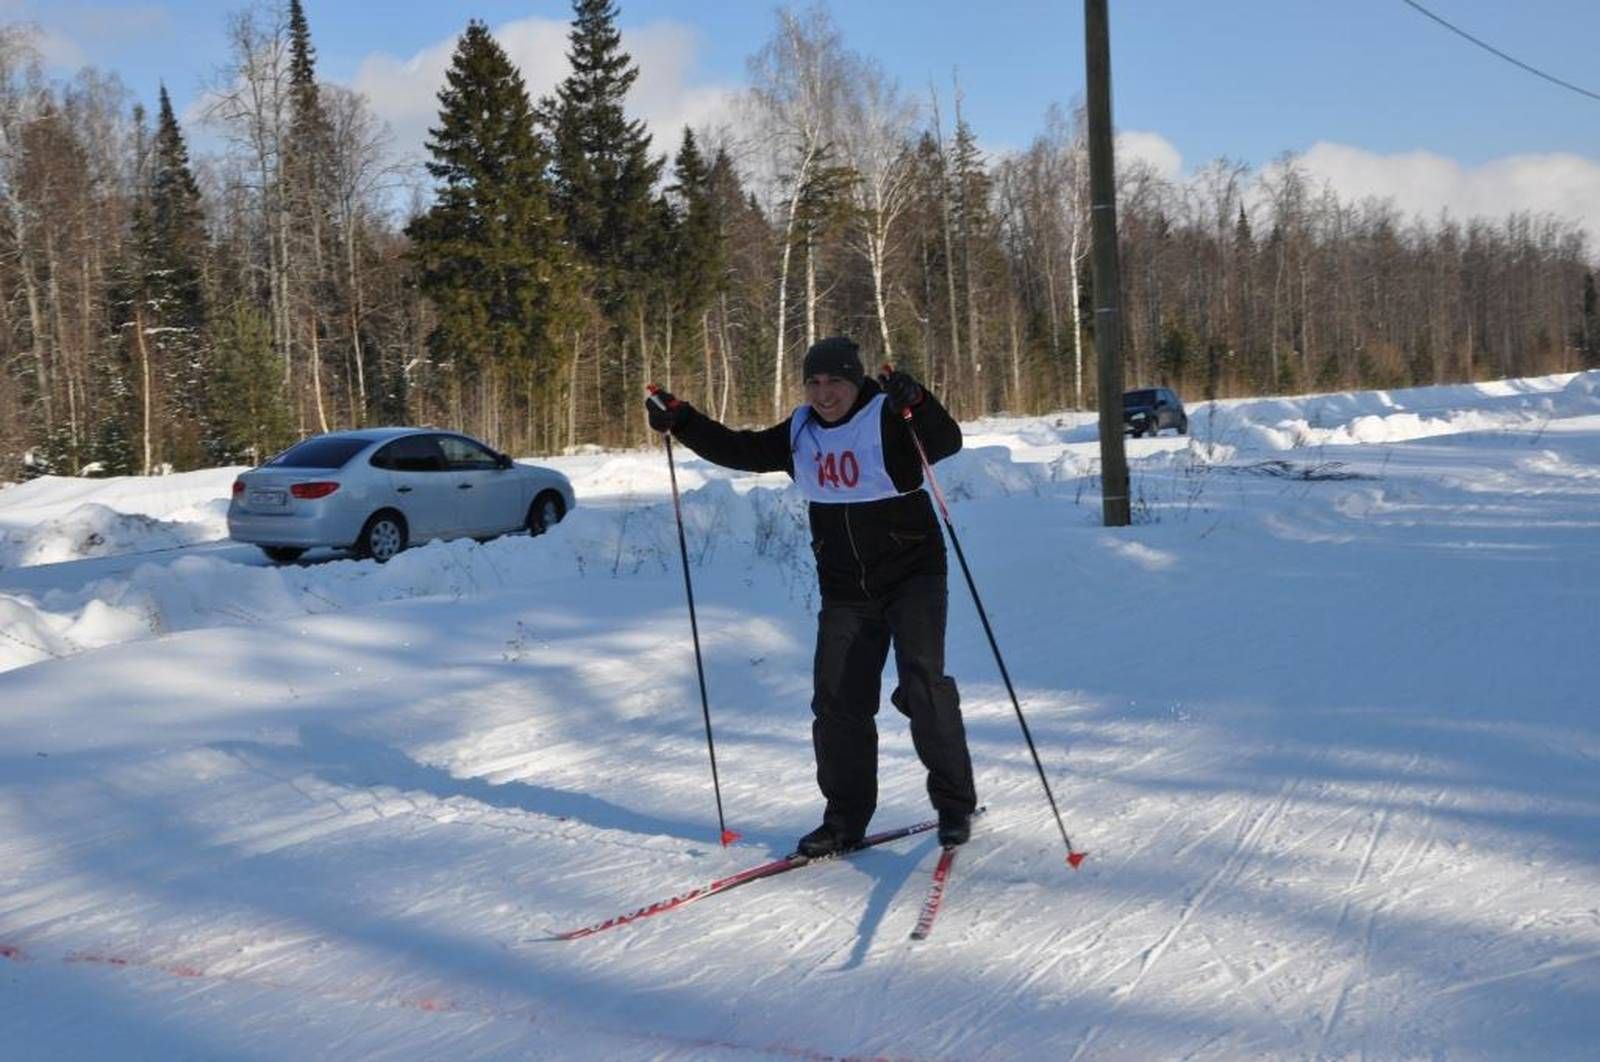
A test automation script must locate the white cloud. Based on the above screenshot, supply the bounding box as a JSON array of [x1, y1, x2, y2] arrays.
[[620, 21, 739, 144], [1105, 133, 1600, 241], [350, 31, 488, 164], [1294, 142, 1600, 240], [350, 16, 738, 169], [5, 4, 170, 71], [1116, 130, 1182, 182], [29, 25, 85, 69], [0, 14, 87, 70]]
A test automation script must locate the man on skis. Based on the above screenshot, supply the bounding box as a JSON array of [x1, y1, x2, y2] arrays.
[[646, 335, 978, 856]]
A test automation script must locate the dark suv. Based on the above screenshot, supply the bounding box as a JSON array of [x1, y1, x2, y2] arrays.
[[1122, 387, 1188, 437]]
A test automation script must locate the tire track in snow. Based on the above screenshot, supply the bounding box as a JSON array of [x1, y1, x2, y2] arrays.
[[1068, 776, 1301, 1062]]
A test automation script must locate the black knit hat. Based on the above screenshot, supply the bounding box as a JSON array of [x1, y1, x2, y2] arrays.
[[801, 336, 864, 385]]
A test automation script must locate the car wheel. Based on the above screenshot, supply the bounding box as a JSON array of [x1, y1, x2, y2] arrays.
[[1177, 414, 1189, 435], [261, 546, 305, 564], [357, 511, 407, 562], [527, 491, 567, 535]]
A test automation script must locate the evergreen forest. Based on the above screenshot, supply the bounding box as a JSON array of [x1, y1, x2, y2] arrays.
[[2, 1, 1596, 479]]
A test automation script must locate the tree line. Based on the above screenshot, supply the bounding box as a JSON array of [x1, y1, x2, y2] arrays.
[[2, 1, 1596, 481]]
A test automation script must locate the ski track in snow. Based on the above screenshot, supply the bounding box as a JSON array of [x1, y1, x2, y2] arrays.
[[3, 371, 1600, 1058], [1068, 775, 1303, 1062], [1314, 764, 1407, 1060]]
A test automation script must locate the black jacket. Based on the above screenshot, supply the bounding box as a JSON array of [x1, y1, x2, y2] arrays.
[[671, 377, 962, 602]]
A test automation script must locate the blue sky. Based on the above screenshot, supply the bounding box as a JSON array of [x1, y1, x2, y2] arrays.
[[10, 1, 1600, 234]]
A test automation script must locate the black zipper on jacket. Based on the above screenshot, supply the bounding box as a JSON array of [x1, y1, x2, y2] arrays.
[[842, 504, 869, 596]]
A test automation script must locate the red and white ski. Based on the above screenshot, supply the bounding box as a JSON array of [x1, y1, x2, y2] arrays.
[[909, 845, 960, 940], [534, 815, 944, 942]]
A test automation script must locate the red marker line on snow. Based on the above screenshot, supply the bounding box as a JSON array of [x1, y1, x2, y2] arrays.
[[66, 951, 206, 979], [1, 937, 869, 1059]]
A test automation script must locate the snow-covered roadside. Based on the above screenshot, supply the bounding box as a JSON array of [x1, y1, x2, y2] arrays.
[[1, 372, 1592, 678], [1, 371, 1598, 1059], [0, 466, 238, 565]]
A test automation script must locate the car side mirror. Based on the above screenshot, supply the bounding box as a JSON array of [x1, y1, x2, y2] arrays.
[[496, 453, 513, 470]]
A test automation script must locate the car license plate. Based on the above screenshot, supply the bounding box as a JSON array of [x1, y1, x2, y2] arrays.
[[249, 489, 288, 508]]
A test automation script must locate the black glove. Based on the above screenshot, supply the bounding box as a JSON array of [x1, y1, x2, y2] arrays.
[[645, 388, 689, 433], [880, 370, 925, 413]]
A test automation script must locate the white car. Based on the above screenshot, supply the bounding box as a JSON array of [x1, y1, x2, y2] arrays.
[[227, 427, 575, 563]]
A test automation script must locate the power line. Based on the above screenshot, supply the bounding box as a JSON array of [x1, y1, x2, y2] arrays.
[[1399, 0, 1600, 103]]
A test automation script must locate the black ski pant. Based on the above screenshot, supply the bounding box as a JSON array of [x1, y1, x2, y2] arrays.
[[810, 570, 978, 837]]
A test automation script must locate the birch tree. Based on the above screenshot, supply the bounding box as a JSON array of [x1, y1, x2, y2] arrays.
[[0, 29, 51, 462], [321, 83, 393, 425], [747, 4, 844, 417], [836, 55, 917, 359], [204, 6, 293, 422]]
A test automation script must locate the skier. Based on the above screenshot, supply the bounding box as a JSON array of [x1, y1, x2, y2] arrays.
[[646, 335, 978, 856]]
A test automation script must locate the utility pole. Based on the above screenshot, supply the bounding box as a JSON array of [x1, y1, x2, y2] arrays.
[[1084, 0, 1130, 526]]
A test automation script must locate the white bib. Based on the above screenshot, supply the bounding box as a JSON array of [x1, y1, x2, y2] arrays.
[[789, 393, 905, 503]]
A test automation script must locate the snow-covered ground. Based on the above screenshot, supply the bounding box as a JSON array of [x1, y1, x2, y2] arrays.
[[2, 372, 1597, 1060]]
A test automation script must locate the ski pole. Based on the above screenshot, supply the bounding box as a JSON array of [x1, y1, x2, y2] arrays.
[[647, 386, 739, 847], [880, 367, 1086, 869]]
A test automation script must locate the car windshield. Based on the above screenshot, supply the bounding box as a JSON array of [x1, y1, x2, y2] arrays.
[[266, 436, 373, 469], [1123, 390, 1157, 408]]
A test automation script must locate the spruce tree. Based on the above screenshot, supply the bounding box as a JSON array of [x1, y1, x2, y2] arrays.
[[546, 0, 663, 319], [406, 21, 574, 432], [665, 128, 722, 371], [908, 131, 957, 393], [85, 364, 139, 476], [287, 0, 318, 103], [148, 89, 208, 295], [211, 299, 292, 464], [950, 116, 995, 405], [286, 0, 328, 173], [92, 103, 150, 477], [113, 87, 214, 470], [286, 0, 339, 425], [1234, 204, 1255, 369]]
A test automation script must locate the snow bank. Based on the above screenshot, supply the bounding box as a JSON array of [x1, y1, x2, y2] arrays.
[[1553, 368, 1600, 414], [0, 467, 236, 568], [0, 594, 149, 668], [2, 370, 1595, 674], [0, 530, 584, 673], [0, 485, 809, 673], [0, 503, 217, 569], [1188, 370, 1595, 451]]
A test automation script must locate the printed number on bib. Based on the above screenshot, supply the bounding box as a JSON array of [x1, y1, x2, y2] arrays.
[[815, 450, 861, 490]]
